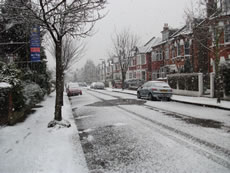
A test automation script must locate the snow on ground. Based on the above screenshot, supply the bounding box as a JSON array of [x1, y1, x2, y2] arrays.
[[108, 88, 230, 109], [0, 92, 88, 173], [104, 88, 230, 125], [0, 82, 12, 88], [73, 90, 230, 173], [172, 95, 230, 109], [89, 89, 230, 154]]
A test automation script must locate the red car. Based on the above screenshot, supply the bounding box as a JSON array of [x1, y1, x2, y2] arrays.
[[67, 83, 82, 97]]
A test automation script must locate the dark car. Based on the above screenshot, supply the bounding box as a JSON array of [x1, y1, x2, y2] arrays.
[[67, 83, 82, 97], [137, 81, 172, 101], [125, 79, 145, 90]]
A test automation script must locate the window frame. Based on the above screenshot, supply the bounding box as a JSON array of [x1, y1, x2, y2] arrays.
[[165, 47, 169, 60], [141, 54, 146, 65], [151, 51, 156, 61], [184, 40, 190, 55], [137, 55, 141, 65], [224, 24, 230, 43], [177, 42, 181, 56]]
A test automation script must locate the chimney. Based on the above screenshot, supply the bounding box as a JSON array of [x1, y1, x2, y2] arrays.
[[207, 0, 217, 17], [163, 23, 169, 31]]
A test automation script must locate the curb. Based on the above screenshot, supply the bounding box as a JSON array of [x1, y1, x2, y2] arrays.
[[112, 90, 230, 111], [64, 93, 89, 173], [171, 99, 230, 111]]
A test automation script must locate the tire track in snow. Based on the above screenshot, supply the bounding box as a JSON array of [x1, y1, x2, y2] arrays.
[[86, 89, 230, 169]]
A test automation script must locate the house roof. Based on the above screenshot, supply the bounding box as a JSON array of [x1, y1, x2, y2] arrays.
[[138, 37, 161, 53], [170, 25, 193, 39]]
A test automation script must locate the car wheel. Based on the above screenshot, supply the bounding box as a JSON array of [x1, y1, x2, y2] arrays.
[[148, 93, 153, 101], [137, 92, 141, 99], [167, 97, 171, 101]]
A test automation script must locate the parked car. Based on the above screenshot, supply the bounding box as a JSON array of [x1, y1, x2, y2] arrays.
[[93, 82, 105, 89], [78, 82, 87, 87], [137, 81, 172, 101], [90, 82, 96, 89], [66, 83, 82, 96], [113, 80, 122, 88], [125, 79, 145, 90]]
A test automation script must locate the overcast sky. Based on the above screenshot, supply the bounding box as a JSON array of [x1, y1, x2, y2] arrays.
[[47, 0, 197, 70]]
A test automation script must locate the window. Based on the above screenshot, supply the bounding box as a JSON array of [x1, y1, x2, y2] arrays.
[[137, 55, 141, 65], [152, 71, 160, 80], [133, 72, 136, 78], [156, 50, 162, 61], [165, 48, 169, 60], [141, 54, 146, 64], [171, 46, 176, 58], [129, 72, 132, 79], [184, 41, 190, 55], [177, 42, 181, 56], [225, 24, 230, 43], [141, 71, 146, 80], [130, 58, 134, 66], [151, 51, 156, 61]]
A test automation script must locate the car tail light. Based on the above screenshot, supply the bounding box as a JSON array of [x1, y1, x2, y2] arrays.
[[152, 88, 157, 91]]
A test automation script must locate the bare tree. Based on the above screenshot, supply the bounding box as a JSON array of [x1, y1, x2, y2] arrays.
[[185, 0, 230, 103], [82, 59, 98, 83], [110, 29, 139, 89], [47, 36, 85, 73], [3, 0, 106, 125]]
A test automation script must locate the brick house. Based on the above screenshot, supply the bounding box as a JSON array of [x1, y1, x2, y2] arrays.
[[126, 37, 161, 81], [166, 24, 193, 74], [207, 3, 230, 73], [151, 24, 178, 80]]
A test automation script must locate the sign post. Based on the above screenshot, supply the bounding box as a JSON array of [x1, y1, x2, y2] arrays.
[[30, 26, 41, 62]]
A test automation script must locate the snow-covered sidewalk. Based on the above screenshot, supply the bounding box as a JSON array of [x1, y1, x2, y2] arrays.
[[108, 88, 230, 110], [0, 93, 88, 173]]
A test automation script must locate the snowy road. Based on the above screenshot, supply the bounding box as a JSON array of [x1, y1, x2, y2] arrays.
[[70, 88, 230, 173]]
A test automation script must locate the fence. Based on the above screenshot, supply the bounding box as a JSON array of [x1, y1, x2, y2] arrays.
[[167, 73, 203, 97]]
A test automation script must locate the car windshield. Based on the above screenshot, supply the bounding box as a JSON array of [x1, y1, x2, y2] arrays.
[[69, 84, 79, 88], [151, 82, 170, 88], [96, 82, 104, 85]]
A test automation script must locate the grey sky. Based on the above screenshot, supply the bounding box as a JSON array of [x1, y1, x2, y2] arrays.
[[47, 0, 196, 70]]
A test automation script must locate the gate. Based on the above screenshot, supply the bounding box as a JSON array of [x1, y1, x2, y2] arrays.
[[202, 73, 211, 96]]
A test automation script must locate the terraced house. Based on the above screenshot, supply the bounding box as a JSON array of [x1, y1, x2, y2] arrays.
[[99, 0, 230, 99]]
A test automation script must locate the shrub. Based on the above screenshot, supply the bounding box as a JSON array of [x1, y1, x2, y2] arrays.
[[168, 74, 199, 91], [0, 63, 25, 111], [22, 82, 44, 106]]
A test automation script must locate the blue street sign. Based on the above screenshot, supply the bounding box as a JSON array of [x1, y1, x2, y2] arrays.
[[30, 26, 41, 62]]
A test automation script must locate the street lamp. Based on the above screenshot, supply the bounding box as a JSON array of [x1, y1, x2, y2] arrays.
[[99, 59, 106, 84]]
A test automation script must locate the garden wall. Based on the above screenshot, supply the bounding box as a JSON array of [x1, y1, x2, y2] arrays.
[[167, 73, 203, 97]]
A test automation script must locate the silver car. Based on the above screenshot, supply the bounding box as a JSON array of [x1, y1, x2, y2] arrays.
[[90, 82, 105, 89], [137, 81, 172, 101]]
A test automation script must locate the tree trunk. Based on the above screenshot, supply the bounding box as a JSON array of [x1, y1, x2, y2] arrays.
[[214, 36, 221, 104], [54, 40, 63, 121], [121, 71, 126, 90]]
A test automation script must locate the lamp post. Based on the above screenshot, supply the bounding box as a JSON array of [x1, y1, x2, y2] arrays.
[[99, 59, 106, 84]]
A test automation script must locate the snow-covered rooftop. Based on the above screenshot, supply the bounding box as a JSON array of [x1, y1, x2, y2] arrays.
[[170, 25, 193, 38], [138, 37, 162, 53]]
